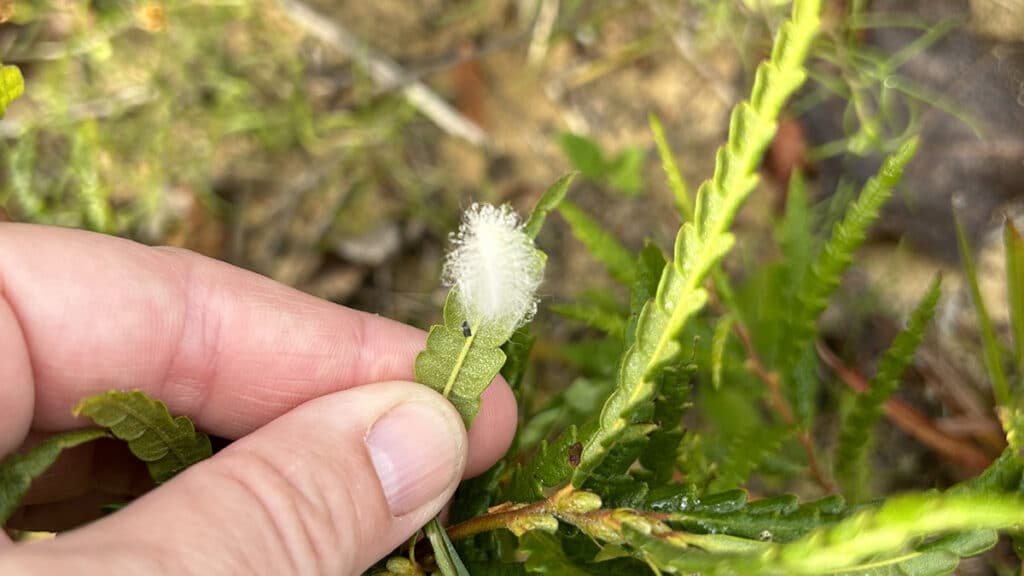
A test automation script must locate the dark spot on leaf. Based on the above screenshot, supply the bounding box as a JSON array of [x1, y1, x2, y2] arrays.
[[461, 320, 472, 337]]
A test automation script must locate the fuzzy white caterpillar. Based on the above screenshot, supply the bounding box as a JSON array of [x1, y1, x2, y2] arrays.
[[442, 203, 544, 332]]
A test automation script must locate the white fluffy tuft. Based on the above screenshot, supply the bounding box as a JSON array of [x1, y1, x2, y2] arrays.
[[442, 203, 544, 330]]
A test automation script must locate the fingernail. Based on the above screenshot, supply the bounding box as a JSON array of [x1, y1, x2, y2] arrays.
[[366, 401, 463, 516]]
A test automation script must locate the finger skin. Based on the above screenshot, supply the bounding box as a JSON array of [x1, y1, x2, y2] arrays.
[[0, 383, 468, 576], [0, 223, 515, 474]]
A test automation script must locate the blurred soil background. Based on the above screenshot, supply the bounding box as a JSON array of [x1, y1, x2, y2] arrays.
[[1, 0, 1024, 503]]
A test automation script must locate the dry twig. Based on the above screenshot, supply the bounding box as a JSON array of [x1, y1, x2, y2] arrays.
[[277, 0, 489, 147]]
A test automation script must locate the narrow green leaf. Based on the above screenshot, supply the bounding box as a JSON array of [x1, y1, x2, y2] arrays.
[[558, 200, 636, 285], [74, 390, 212, 484], [954, 208, 1010, 406], [0, 64, 24, 117], [524, 172, 577, 239], [1005, 219, 1024, 376], [0, 429, 109, 524], [426, 517, 471, 576], [711, 314, 734, 391], [649, 112, 693, 221], [574, 0, 823, 487], [836, 275, 942, 500]]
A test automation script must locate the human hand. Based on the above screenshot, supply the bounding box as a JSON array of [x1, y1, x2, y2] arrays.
[[0, 224, 517, 575]]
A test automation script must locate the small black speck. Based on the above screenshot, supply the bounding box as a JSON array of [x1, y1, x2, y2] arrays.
[[461, 320, 472, 337]]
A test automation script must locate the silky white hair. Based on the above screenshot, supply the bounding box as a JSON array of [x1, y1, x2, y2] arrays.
[[442, 203, 544, 331]]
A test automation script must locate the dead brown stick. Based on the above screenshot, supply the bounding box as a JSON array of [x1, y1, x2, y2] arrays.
[[815, 340, 993, 474], [277, 0, 488, 147]]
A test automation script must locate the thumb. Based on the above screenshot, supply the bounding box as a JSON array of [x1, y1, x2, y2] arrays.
[[0, 381, 468, 575]]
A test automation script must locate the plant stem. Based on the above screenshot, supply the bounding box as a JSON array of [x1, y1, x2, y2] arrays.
[[708, 283, 836, 493]]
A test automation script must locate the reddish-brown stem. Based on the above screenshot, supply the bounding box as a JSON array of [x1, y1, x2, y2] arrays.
[[712, 292, 836, 492], [445, 499, 554, 542], [815, 340, 993, 474]]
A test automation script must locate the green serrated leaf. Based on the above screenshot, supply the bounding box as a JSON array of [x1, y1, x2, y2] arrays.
[[558, 200, 636, 285], [506, 427, 579, 503], [636, 368, 689, 485], [0, 64, 24, 117], [524, 172, 577, 240], [501, 327, 536, 397], [74, 390, 212, 484], [709, 424, 794, 492], [649, 112, 693, 222], [667, 494, 847, 543], [836, 275, 942, 501], [767, 493, 1024, 575], [897, 530, 998, 576], [0, 429, 109, 524], [625, 243, 666, 350], [416, 290, 510, 427], [573, 0, 823, 488]]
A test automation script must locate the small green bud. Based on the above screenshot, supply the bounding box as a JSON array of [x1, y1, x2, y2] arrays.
[[507, 513, 559, 537], [558, 490, 602, 514]]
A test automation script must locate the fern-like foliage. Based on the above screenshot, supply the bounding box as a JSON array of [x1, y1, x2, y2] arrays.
[[835, 275, 942, 500], [558, 200, 637, 285], [751, 492, 1024, 575], [589, 493, 1020, 576], [665, 492, 847, 542], [573, 0, 824, 487], [778, 138, 919, 378], [708, 424, 794, 492], [506, 427, 580, 503], [549, 300, 626, 339], [75, 390, 212, 484], [0, 429, 109, 524], [649, 112, 693, 222]]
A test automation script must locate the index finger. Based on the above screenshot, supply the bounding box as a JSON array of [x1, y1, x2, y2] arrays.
[[0, 224, 516, 476]]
